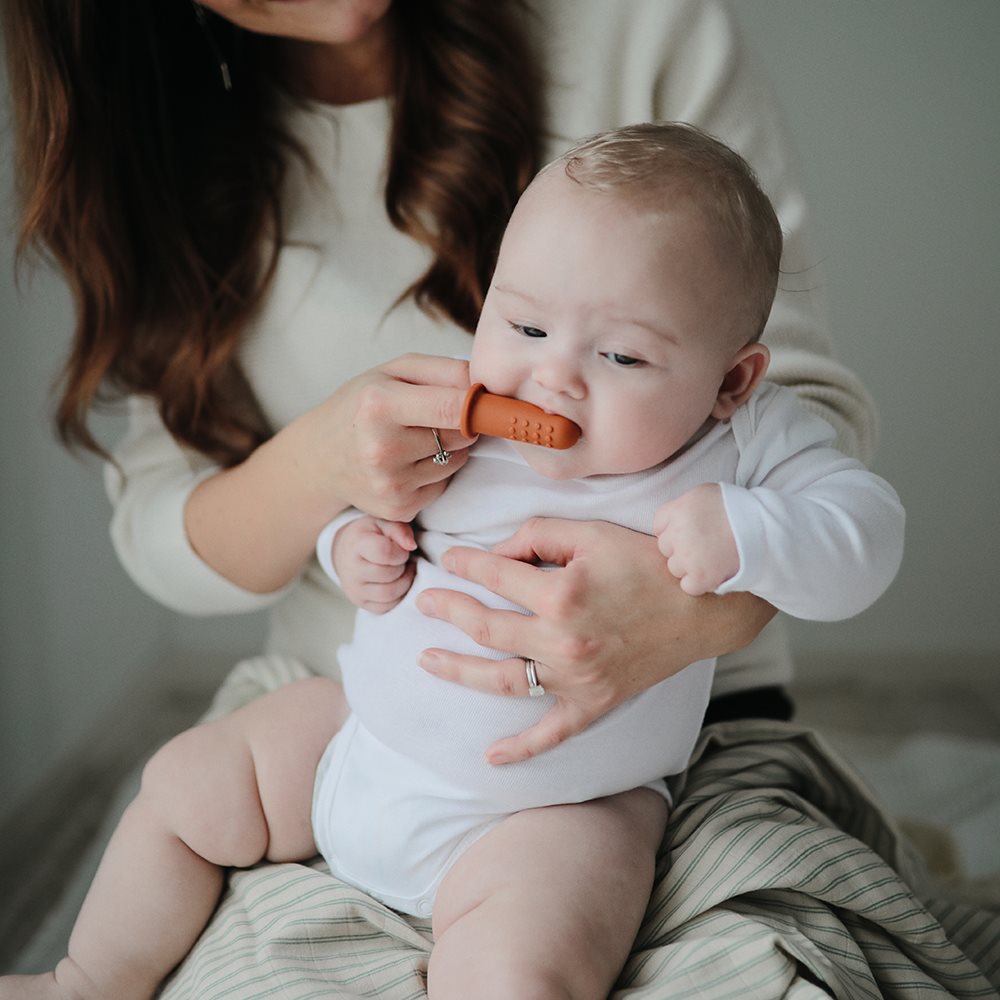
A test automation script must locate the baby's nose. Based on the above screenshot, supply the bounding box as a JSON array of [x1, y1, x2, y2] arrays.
[[532, 357, 586, 399]]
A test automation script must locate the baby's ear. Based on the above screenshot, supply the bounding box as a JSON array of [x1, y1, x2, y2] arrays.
[[711, 343, 770, 420]]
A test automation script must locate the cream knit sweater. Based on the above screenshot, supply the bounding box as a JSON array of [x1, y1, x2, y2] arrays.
[[105, 0, 877, 697]]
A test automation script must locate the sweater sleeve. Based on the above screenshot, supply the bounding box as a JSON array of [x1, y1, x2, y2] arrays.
[[104, 396, 295, 616], [666, 1, 877, 462], [714, 387, 904, 620]]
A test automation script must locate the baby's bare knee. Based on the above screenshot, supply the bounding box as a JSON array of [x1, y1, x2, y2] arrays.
[[139, 723, 268, 867]]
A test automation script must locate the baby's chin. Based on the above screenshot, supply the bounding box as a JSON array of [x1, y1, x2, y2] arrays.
[[516, 441, 629, 480], [518, 441, 661, 480], [515, 442, 586, 480]]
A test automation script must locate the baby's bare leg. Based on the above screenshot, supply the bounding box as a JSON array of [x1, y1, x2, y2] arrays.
[[0, 677, 348, 1000], [429, 787, 667, 1000]]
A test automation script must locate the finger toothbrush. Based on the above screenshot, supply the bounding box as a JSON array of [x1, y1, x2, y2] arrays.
[[460, 383, 581, 449]]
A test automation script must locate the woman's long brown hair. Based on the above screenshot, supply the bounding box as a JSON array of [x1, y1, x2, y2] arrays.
[[1, 0, 542, 465]]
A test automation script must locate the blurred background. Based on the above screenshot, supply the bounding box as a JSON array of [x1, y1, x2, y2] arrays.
[[2, 0, 999, 966]]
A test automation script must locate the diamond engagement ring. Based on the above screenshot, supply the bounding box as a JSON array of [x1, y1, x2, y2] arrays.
[[524, 658, 546, 697], [431, 428, 451, 466]]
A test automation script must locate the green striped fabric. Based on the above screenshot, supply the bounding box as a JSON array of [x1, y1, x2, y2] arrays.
[[158, 663, 999, 999]]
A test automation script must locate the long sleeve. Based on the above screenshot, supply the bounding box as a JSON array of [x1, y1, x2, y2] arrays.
[[314, 508, 368, 590], [714, 386, 904, 620], [104, 396, 295, 616]]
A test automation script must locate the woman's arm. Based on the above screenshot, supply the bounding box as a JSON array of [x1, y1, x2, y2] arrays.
[[417, 519, 776, 763], [108, 355, 473, 610]]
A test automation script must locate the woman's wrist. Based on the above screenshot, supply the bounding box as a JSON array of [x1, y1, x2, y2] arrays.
[[676, 590, 777, 665], [185, 423, 350, 594]]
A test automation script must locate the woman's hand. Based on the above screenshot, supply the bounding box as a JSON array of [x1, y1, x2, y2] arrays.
[[310, 354, 476, 522], [416, 518, 776, 764], [186, 354, 474, 593]]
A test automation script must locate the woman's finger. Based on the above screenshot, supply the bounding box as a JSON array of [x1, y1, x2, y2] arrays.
[[362, 371, 468, 434], [436, 545, 551, 611], [417, 648, 616, 765], [416, 587, 536, 654], [418, 651, 534, 698], [485, 701, 599, 765], [416, 439, 474, 482], [490, 516, 594, 566], [380, 352, 471, 391]]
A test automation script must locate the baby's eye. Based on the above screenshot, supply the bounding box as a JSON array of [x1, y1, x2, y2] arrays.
[[511, 323, 547, 338], [602, 351, 644, 368]]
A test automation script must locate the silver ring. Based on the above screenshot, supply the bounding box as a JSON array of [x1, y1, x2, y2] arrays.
[[431, 428, 451, 466], [524, 658, 546, 697]]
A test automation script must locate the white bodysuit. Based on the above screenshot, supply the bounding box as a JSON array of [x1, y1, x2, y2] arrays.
[[313, 384, 905, 915]]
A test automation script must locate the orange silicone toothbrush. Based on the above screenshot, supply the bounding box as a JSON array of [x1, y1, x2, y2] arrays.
[[459, 383, 581, 449]]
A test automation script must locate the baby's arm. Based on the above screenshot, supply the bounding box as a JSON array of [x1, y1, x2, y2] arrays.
[[653, 386, 905, 621], [710, 469, 903, 621], [317, 514, 417, 614], [653, 484, 738, 596]]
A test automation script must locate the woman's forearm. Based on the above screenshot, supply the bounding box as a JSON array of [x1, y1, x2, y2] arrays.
[[184, 354, 476, 594], [185, 423, 351, 594], [673, 589, 777, 665]]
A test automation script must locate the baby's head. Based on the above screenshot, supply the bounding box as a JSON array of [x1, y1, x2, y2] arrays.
[[471, 122, 783, 479], [549, 122, 782, 347]]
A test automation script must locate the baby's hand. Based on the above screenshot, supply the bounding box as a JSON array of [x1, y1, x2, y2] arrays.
[[331, 516, 417, 614], [652, 484, 739, 596]]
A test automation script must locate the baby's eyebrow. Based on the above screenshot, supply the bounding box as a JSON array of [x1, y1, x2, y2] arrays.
[[605, 314, 679, 346], [492, 283, 679, 345], [492, 283, 543, 308], [595, 310, 680, 344]]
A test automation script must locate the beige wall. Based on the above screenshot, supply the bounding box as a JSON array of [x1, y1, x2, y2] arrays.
[[730, 1, 1000, 670]]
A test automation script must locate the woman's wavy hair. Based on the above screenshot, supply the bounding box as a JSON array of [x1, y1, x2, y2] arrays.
[[1, 0, 543, 465]]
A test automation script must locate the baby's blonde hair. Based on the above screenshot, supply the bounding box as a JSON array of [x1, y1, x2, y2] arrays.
[[546, 122, 783, 343]]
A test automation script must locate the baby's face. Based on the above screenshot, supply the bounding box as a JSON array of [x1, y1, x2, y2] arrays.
[[470, 170, 744, 479]]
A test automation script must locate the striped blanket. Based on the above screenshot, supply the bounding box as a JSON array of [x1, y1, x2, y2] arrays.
[[159, 658, 1000, 999]]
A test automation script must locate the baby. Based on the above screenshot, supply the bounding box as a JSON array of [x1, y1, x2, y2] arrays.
[[314, 121, 905, 994], [1, 122, 904, 1000]]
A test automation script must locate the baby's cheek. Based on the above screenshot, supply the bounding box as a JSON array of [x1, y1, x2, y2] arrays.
[[588, 422, 666, 476]]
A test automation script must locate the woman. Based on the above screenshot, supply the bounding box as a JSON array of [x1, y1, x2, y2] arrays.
[[6, 0, 856, 746], [5, 1, 994, 997]]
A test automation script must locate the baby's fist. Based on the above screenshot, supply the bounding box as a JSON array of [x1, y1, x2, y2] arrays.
[[652, 484, 739, 595], [331, 516, 417, 614]]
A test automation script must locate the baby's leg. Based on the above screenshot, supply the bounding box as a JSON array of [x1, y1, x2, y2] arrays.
[[0, 676, 348, 1000], [429, 787, 667, 1000]]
